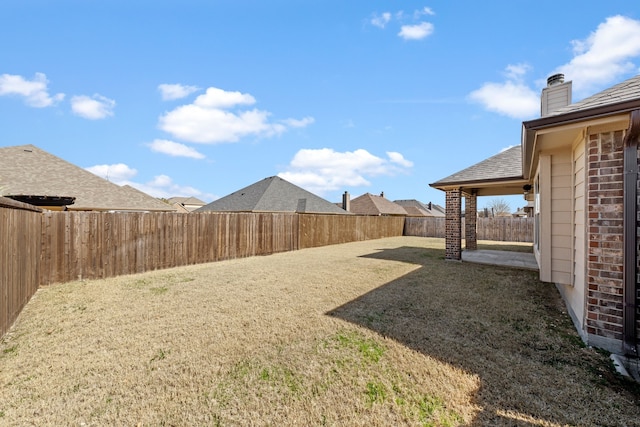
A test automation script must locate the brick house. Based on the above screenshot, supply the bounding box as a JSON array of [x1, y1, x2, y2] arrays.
[[431, 74, 640, 356]]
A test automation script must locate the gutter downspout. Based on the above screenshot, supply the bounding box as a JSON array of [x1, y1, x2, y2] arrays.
[[623, 109, 640, 356]]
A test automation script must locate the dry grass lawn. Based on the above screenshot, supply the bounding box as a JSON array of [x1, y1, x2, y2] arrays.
[[1, 237, 639, 426]]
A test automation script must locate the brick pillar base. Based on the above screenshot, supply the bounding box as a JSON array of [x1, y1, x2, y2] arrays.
[[465, 191, 477, 250], [445, 189, 461, 260]]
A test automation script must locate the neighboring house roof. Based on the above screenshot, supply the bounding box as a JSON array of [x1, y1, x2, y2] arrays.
[[196, 176, 350, 214], [350, 193, 407, 216], [171, 203, 191, 213], [0, 144, 175, 212], [393, 199, 445, 217], [512, 208, 528, 217], [167, 196, 206, 212], [402, 206, 429, 216], [167, 196, 206, 206], [431, 204, 446, 216]]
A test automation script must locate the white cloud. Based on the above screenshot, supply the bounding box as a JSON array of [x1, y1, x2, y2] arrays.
[[281, 116, 315, 128], [158, 86, 313, 144], [469, 80, 539, 119], [504, 63, 530, 81], [387, 151, 414, 167], [468, 64, 539, 119], [148, 139, 205, 159], [86, 163, 215, 201], [278, 148, 413, 195], [371, 7, 435, 38], [554, 15, 640, 95], [415, 7, 435, 17], [0, 72, 64, 107], [193, 87, 256, 108], [85, 163, 138, 182], [468, 16, 640, 119], [158, 83, 199, 100], [71, 94, 115, 119], [371, 12, 391, 28], [127, 174, 216, 201], [398, 22, 434, 40]]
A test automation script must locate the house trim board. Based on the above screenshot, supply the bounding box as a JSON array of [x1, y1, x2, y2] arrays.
[[622, 109, 640, 356]]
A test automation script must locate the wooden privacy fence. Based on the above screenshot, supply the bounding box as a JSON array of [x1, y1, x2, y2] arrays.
[[476, 217, 533, 242], [40, 212, 301, 285], [0, 200, 42, 337], [39, 212, 405, 285], [3, 207, 533, 338], [404, 216, 533, 242]]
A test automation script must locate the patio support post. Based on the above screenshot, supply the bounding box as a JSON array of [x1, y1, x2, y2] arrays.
[[445, 188, 461, 261], [464, 190, 477, 251]]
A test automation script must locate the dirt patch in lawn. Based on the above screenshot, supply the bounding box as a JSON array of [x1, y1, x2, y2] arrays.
[[1, 237, 638, 426]]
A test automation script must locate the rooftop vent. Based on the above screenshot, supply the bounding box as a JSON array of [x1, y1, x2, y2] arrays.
[[541, 74, 571, 117], [547, 73, 565, 87]]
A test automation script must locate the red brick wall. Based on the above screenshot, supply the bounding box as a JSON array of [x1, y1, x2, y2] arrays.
[[445, 189, 461, 260], [465, 192, 477, 250], [586, 131, 625, 342]]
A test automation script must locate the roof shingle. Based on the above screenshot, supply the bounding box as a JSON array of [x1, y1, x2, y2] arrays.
[[431, 145, 522, 186], [197, 176, 349, 214], [349, 193, 407, 216], [0, 144, 174, 212], [549, 74, 640, 116]]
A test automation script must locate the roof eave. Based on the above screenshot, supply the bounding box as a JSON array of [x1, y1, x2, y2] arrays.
[[429, 175, 527, 190], [522, 98, 640, 179]]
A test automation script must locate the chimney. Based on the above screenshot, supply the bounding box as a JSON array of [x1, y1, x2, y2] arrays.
[[541, 73, 572, 117], [428, 202, 432, 210], [342, 191, 350, 212], [380, 191, 385, 198]]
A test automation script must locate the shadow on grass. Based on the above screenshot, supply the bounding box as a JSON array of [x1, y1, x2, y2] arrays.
[[327, 246, 640, 426]]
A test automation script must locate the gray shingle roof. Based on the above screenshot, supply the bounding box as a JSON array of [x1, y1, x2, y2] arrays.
[[167, 196, 206, 212], [196, 176, 350, 214], [0, 144, 175, 211], [549, 74, 640, 116], [349, 193, 407, 216], [430, 146, 522, 186], [394, 199, 445, 217], [167, 196, 206, 206]]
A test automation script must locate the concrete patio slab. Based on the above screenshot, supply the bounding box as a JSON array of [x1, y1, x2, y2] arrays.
[[462, 249, 538, 271]]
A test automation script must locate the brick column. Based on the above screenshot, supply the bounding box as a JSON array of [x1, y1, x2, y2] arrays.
[[586, 131, 625, 345], [464, 191, 477, 250], [445, 189, 461, 260]]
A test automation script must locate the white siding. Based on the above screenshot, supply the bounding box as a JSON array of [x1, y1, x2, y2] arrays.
[[550, 151, 572, 284], [553, 140, 587, 336], [572, 140, 586, 327]]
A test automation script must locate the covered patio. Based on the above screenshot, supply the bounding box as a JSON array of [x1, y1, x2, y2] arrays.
[[430, 146, 534, 262], [462, 249, 538, 271]]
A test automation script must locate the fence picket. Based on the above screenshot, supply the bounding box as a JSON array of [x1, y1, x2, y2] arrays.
[[3, 208, 532, 338]]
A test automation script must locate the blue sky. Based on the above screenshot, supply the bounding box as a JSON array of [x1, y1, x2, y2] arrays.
[[1, 1, 639, 211]]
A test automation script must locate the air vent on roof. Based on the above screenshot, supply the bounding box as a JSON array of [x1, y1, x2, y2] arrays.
[[547, 73, 564, 87], [541, 74, 572, 117]]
